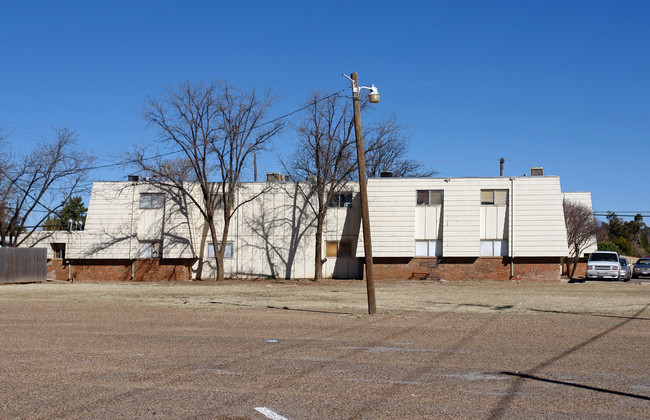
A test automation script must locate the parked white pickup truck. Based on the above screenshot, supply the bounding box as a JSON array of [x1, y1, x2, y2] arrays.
[[586, 251, 621, 280]]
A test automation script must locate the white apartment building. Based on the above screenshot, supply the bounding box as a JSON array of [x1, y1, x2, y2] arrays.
[[23, 172, 593, 282]]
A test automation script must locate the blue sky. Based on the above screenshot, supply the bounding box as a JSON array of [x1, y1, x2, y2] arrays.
[[1, 1, 648, 219]]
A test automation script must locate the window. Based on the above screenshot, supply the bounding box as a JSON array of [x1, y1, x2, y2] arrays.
[[326, 241, 352, 257], [51, 243, 65, 259], [140, 193, 165, 209], [208, 242, 233, 258], [481, 189, 508, 205], [416, 190, 443, 205], [415, 240, 442, 257], [328, 193, 353, 208], [139, 241, 162, 258], [480, 240, 508, 257]]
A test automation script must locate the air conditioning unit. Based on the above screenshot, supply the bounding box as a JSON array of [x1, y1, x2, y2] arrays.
[[530, 167, 544, 176], [266, 172, 282, 182], [306, 175, 317, 182], [380, 171, 394, 178], [128, 175, 140, 182]]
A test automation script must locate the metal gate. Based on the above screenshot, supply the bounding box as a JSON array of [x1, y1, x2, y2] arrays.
[[0, 248, 47, 283]]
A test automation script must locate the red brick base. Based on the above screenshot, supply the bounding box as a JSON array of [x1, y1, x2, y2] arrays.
[[370, 257, 562, 282], [561, 258, 587, 278], [47, 257, 563, 282], [47, 259, 191, 282]]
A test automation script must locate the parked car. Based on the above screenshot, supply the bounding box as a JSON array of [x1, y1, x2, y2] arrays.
[[619, 257, 631, 282], [586, 251, 621, 280], [632, 258, 650, 278]]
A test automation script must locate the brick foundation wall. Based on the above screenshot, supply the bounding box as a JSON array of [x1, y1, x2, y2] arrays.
[[561, 258, 587, 278], [370, 257, 562, 282], [47, 256, 562, 282], [47, 259, 191, 282]]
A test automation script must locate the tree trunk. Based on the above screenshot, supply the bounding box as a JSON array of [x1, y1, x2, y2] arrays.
[[207, 217, 226, 282], [569, 258, 578, 280], [216, 253, 225, 281], [314, 213, 325, 281]]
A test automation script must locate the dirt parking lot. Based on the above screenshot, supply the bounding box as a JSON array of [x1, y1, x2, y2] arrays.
[[1, 279, 649, 419]]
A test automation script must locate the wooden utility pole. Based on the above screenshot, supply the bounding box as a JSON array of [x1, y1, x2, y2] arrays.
[[351, 72, 376, 314]]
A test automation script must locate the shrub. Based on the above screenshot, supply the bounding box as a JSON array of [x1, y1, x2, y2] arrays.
[[597, 242, 621, 253]]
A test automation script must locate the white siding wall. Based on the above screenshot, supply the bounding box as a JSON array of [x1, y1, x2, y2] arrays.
[[442, 180, 481, 256], [366, 176, 570, 258], [360, 179, 416, 257], [512, 177, 568, 257], [81, 182, 138, 258]]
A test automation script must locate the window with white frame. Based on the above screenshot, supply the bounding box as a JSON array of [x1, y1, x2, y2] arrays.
[[208, 242, 234, 258], [139, 241, 162, 258], [480, 240, 508, 257], [416, 190, 443, 206], [328, 193, 353, 208], [139, 193, 165, 209], [415, 240, 442, 257], [480, 189, 508, 205]]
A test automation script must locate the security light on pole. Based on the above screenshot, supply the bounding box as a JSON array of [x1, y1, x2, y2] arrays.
[[342, 74, 380, 103]]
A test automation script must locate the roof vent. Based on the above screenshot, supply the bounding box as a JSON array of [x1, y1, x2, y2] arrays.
[[266, 172, 283, 182], [530, 167, 544, 176], [380, 171, 393, 178]]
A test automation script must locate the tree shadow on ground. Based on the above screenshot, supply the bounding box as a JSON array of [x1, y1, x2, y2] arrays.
[[499, 371, 650, 401], [487, 302, 650, 419]]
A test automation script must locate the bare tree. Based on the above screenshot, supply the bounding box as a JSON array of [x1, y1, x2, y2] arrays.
[[288, 90, 433, 280], [563, 199, 599, 279], [128, 80, 282, 281], [0, 127, 95, 247], [287, 91, 357, 280]]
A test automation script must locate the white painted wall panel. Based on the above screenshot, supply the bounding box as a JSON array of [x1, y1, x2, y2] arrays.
[[481, 206, 508, 239], [511, 177, 568, 257], [359, 178, 415, 257]]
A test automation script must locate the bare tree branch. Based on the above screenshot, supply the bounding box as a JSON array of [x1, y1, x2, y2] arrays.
[[127, 80, 282, 280], [286, 90, 434, 280], [0, 127, 95, 247]]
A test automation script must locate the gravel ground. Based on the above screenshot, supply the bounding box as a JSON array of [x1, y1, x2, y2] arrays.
[[0, 280, 648, 419]]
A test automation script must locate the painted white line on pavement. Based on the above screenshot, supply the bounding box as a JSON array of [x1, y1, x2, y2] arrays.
[[254, 406, 288, 420]]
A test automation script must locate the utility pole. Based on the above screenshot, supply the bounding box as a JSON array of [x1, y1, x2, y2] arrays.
[[351, 72, 376, 314]]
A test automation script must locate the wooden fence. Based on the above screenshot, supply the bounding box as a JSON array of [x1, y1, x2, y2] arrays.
[[0, 248, 47, 284]]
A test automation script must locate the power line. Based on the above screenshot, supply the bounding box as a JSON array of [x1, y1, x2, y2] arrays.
[[3, 90, 346, 177], [594, 211, 650, 215]]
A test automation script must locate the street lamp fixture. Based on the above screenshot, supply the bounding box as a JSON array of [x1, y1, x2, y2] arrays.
[[342, 74, 380, 103], [342, 72, 377, 314], [367, 85, 380, 103]]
